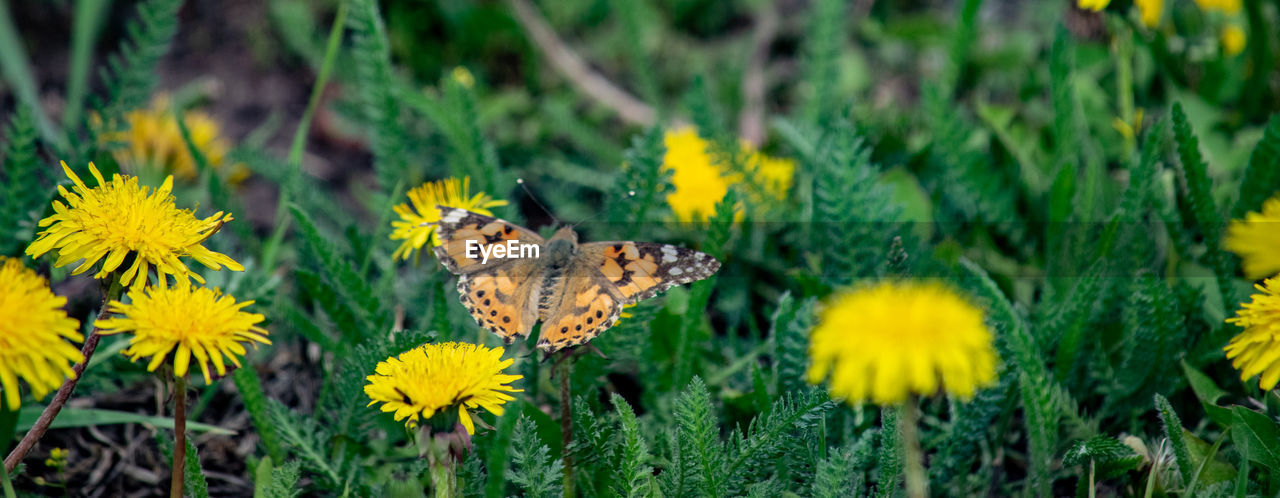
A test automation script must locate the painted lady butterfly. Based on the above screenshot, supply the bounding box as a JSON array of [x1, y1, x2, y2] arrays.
[[433, 206, 721, 352]]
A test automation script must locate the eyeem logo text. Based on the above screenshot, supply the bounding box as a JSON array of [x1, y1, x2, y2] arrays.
[[466, 239, 540, 264]]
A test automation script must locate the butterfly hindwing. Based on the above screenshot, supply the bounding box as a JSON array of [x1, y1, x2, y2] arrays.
[[455, 260, 543, 343], [581, 241, 721, 305], [535, 271, 624, 352]]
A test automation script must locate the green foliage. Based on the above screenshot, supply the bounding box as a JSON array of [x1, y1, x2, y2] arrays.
[[1156, 394, 1195, 485], [155, 431, 210, 498], [874, 407, 901, 498], [8, 0, 1280, 494], [346, 0, 410, 192], [799, 0, 845, 125], [1233, 114, 1280, 216], [1062, 435, 1142, 478], [807, 119, 899, 285], [255, 458, 303, 498], [0, 107, 44, 256], [507, 415, 564, 498], [1170, 103, 1237, 308], [769, 291, 815, 394], [95, 0, 184, 127]]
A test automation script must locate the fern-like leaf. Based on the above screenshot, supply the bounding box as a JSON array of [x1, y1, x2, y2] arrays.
[[346, 0, 409, 192], [1232, 114, 1280, 217], [612, 394, 654, 498], [769, 292, 815, 394], [95, 0, 183, 126], [0, 107, 44, 256], [507, 416, 564, 498], [1170, 103, 1237, 308]]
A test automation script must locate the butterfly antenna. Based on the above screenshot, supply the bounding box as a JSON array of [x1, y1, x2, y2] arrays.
[[570, 189, 636, 230], [516, 178, 561, 226]]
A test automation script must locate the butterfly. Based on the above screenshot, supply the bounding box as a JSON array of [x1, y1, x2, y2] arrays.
[[432, 206, 721, 352]]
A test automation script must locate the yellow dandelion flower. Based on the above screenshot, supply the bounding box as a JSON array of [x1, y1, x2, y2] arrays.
[[807, 281, 998, 405], [1077, 0, 1110, 12], [1221, 24, 1246, 56], [25, 162, 243, 289], [1225, 195, 1280, 280], [662, 127, 794, 223], [100, 95, 246, 183], [451, 66, 476, 89], [390, 177, 507, 261], [1194, 0, 1241, 14], [96, 284, 270, 384], [365, 342, 522, 434], [0, 257, 84, 410], [1135, 0, 1164, 27], [1224, 277, 1280, 390]]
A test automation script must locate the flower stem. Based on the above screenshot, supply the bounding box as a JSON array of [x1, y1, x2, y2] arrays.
[[556, 352, 575, 498], [900, 399, 927, 498], [171, 375, 188, 498], [426, 433, 457, 498], [4, 274, 123, 473]]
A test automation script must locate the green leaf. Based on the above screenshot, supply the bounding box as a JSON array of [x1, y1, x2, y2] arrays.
[[1229, 406, 1280, 471], [16, 407, 233, 435], [672, 376, 725, 497], [233, 366, 285, 464], [1170, 102, 1237, 309], [346, 0, 409, 192], [1232, 114, 1280, 217], [1183, 429, 1235, 488], [875, 406, 902, 498], [611, 394, 653, 498], [1154, 394, 1194, 484], [95, 0, 183, 127], [1063, 435, 1142, 478], [507, 415, 563, 498], [1180, 360, 1234, 427]]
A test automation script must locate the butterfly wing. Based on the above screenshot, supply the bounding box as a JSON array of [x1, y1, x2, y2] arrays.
[[433, 207, 546, 343], [581, 241, 720, 305], [535, 241, 719, 352]]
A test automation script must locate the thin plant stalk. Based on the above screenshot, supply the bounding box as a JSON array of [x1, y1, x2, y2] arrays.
[[0, 459, 14, 498], [4, 273, 123, 472], [170, 375, 188, 498], [261, 0, 348, 271], [557, 352, 575, 498], [425, 431, 458, 498], [900, 398, 927, 498]]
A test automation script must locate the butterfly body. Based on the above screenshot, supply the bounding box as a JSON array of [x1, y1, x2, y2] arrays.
[[433, 207, 720, 352]]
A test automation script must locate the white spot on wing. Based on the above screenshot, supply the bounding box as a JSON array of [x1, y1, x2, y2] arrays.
[[669, 267, 684, 276], [661, 245, 679, 263], [441, 209, 466, 223]]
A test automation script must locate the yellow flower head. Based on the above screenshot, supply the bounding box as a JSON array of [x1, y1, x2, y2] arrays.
[[25, 162, 243, 289], [97, 284, 270, 384], [1077, 0, 1110, 12], [451, 66, 476, 89], [1221, 24, 1246, 56], [1224, 277, 1280, 390], [806, 281, 998, 405], [100, 95, 245, 183], [662, 127, 794, 223], [390, 177, 507, 261], [1194, 0, 1242, 14], [0, 257, 84, 410], [1225, 195, 1280, 280], [1136, 0, 1164, 27], [365, 341, 522, 434]]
